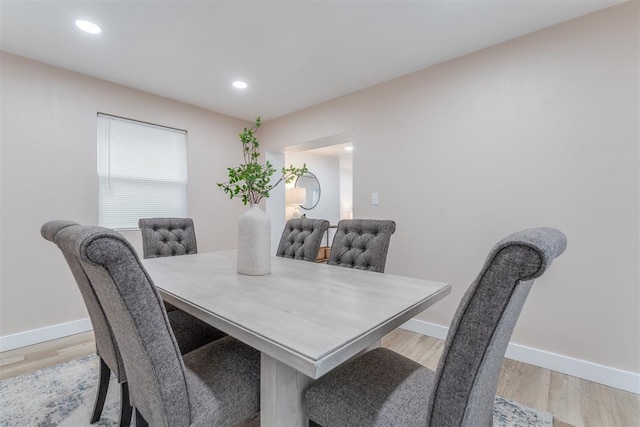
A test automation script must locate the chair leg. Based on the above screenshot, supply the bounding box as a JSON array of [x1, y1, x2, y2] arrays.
[[90, 357, 111, 423], [119, 382, 133, 427], [135, 408, 149, 427]]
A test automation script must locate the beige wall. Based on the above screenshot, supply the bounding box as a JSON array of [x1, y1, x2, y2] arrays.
[[260, 3, 639, 372], [1, 2, 637, 376], [0, 52, 249, 335]]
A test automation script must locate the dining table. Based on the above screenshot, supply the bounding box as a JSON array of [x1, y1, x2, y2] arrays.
[[142, 250, 450, 427]]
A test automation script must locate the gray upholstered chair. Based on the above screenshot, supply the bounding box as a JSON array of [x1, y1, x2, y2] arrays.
[[139, 217, 201, 313], [276, 218, 330, 262], [41, 221, 227, 426], [138, 217, 198, 259], [47, 221, 260, 427], [328, 219, 396, 273], [305, 227, 567, 427]]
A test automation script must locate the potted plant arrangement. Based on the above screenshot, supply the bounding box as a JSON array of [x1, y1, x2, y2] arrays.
[[218, 117, 307, 275]]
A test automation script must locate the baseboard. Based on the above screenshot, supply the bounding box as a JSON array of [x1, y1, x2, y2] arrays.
[[400, 318, 640, 395], [401, 317, 450, 340], [0, 318, 93, 352]]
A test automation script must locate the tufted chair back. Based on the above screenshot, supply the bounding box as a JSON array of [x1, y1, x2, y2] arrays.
[[43, 220, 227, 426], [276, 218, 330, 262], [138, 218, 198, 259], [53, 223, 193, 426], [328, 219, 396, 273]]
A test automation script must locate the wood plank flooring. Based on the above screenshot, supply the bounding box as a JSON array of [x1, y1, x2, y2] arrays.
[[1, 328, 638, 426], [380, 329, 640, 427], [0, 331, 96, 380]]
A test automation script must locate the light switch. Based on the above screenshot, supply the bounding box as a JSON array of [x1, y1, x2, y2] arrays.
[[371, 193, 379, 205]]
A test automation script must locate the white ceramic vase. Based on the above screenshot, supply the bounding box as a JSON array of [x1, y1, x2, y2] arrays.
[[237, 204, 271, 275]]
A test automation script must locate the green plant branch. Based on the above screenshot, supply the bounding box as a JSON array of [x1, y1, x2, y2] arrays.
[[217, 117, 307, 205]]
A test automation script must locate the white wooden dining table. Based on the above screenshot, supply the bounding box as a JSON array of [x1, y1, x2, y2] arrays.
[[142, 250, 450, 427]]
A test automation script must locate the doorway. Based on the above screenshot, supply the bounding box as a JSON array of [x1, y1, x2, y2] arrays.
[[266, 134, 353, 254]]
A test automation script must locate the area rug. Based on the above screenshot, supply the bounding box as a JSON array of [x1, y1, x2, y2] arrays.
[[0, 355, 553, 426]]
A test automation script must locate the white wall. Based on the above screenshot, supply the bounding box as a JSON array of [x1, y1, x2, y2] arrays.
[[266, 150, 286, 255], [0, 52, 250, 337], [339, 155, 353, 219], [260, 2, 640, 375], [286, 152, 341, 225]]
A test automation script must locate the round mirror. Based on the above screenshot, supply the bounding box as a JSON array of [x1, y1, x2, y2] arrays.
[[295, 172, 321, 210]]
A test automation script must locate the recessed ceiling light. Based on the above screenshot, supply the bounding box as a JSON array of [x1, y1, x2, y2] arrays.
[[232, 81, 248, 89], [76, 20, 102, 34], [345, 146, 354, 151]]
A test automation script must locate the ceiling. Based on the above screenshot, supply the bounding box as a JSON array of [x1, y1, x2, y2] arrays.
[[300, 142, 353, 169], [0, 0, 624, 121]]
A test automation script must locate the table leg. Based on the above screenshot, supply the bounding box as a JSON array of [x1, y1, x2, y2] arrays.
[[260, 353, 314, 427]]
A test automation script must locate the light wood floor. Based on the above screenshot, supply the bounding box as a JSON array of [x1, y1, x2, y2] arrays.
[[381, 329, 640, 427], [1, 329, 638, 426]]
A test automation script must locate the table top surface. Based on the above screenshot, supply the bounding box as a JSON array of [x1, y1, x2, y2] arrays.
[[142, 251, 450, 378]]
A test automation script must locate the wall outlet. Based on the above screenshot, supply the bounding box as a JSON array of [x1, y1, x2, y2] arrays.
[[371, 192, 379, 205]]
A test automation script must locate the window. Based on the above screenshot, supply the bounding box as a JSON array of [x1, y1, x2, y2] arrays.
[[97, 114, 187, 229]]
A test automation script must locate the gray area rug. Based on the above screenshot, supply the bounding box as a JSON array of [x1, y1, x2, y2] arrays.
[[0, 355, 553, 426]]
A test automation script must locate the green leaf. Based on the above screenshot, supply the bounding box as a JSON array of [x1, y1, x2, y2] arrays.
[[217, 116, 307, 206]]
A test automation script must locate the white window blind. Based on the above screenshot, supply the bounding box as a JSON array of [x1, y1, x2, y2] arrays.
[[97, 114, 187, 229]]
